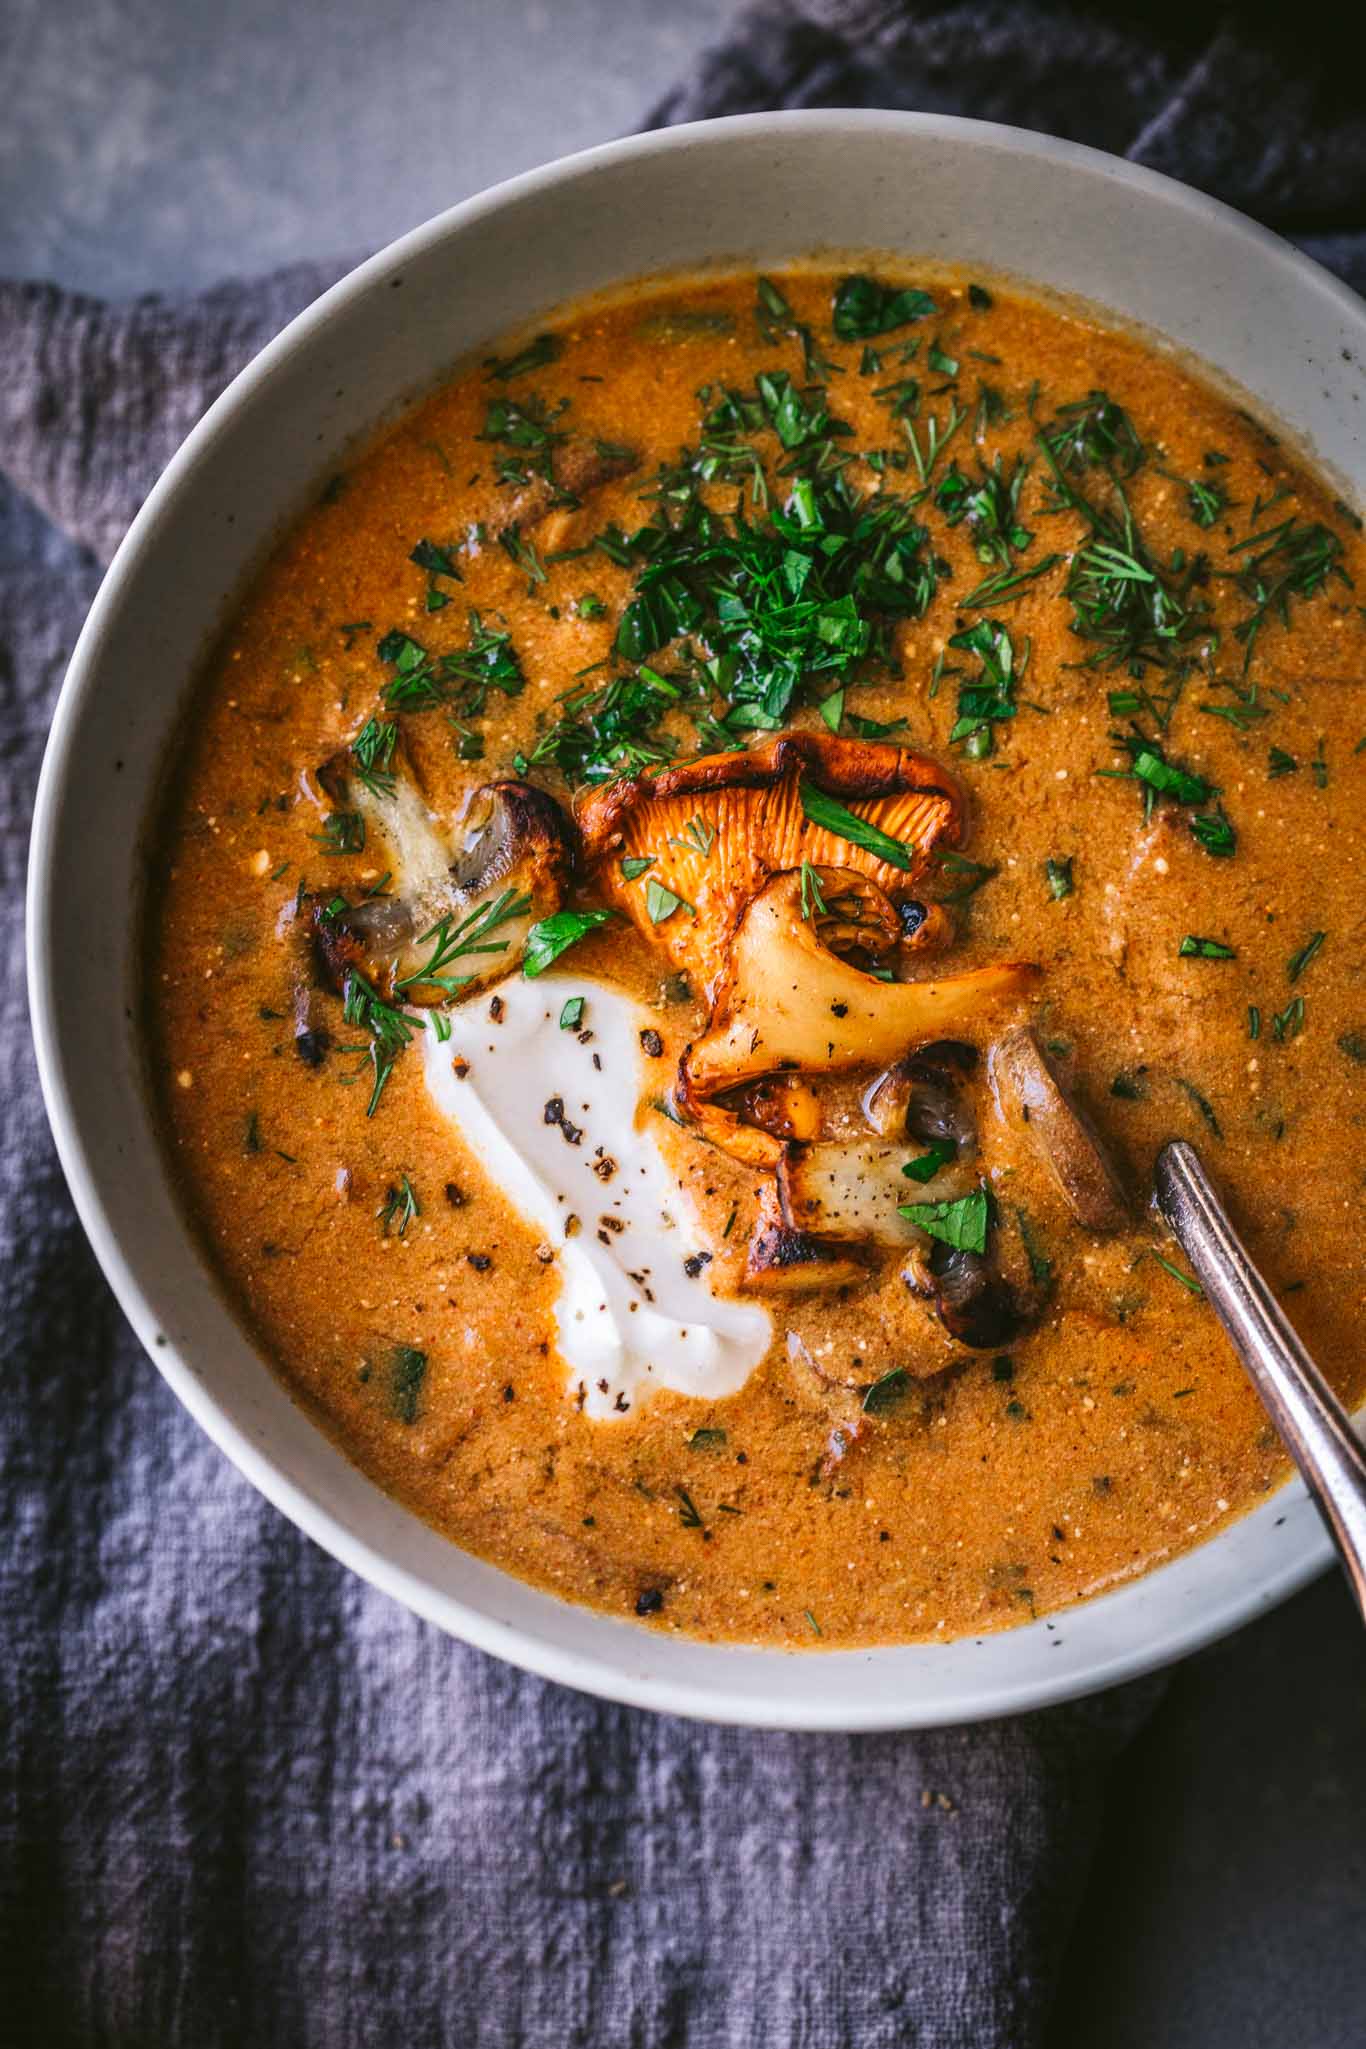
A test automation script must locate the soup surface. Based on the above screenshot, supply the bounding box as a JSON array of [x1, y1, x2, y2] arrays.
[[147, 264, 1365, 1647]]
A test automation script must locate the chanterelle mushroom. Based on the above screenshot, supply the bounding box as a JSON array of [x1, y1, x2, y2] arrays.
[[578, 730, 1041, 1306], [577, 730, 964, 995], [310, 738, 571, 1002]]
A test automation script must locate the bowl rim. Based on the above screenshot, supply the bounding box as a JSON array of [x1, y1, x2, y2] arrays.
[[28, 106, 1355, 1729]]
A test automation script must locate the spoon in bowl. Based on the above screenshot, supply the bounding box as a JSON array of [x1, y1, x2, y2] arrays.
[[1154, 1138, 1366, 1624]]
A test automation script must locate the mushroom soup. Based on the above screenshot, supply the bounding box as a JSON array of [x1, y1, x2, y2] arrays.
[[146, 267, 1366, 1646]]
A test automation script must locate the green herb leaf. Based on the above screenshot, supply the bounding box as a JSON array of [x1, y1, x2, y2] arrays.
[[376, 1173, 421, 1239], [1287, 931, 1325, 983], [559, 996, 585, 1031], [1190, 805, 1237, 858], [387, 1344, 428, 1424], [832, 275, 936, 339], [522, 908, 612, 977], [902, 1139, 956, 1183], [646, 879, 692, 925], [862, 1367, 909, 1415], [898, 1184, 990, 1254], [483, 333, 563, 381], [1179, 935, 1236, 960], [409, 538, 462, 579], [799, 780, 914, 870], [1151, 1251, 1204, 1297]]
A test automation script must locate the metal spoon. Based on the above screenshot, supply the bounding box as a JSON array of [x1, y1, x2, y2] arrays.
[[1155, 1138, 1366, 1623]]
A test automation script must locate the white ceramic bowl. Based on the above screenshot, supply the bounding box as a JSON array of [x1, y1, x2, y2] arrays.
[[29, 112, 1365, 1729]]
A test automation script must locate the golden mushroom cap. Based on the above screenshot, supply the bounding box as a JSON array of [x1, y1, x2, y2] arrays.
[[575, 731, 963, 992]]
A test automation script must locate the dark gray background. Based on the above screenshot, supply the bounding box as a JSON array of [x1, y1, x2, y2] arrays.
[[5, 2, 1363, 2041]]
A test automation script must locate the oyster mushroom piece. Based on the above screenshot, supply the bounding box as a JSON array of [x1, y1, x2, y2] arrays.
[[311, 744, 572, 1003], [778, 1140, 971, 1244], [684, 869, 1041, 1099], [743, 1183, 869, 1296], [577, 729, 965, 997], [990, 1025, 1129, 1233]]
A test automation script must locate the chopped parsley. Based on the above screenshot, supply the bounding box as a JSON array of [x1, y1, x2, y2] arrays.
[[898, 1183, 990, 1255], [832, 275, 936, 339], [862, 1367, 910, 1414], [388, 1344, 428, 1424], [901, 1139, 956, 1183], [483, 333, 563, 381], [645, 879, 691, 925], [522, 908, 613, 977]]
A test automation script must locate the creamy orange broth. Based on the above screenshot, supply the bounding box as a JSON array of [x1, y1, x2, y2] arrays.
[[145, 266, 1366, 1646]]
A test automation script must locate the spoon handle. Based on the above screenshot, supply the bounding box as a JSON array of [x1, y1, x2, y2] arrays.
[[1155, 1138, 1366, 1624]]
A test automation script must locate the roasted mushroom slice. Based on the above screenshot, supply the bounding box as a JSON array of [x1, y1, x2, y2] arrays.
[[577, 730, 964, 995], [779, 1140, 969, 1244], [990, 1025, 1129, 1233], [863, 1041, 979, 1150], [502, 438, 639, 547], [684, 868, 1040, 1100], [310, 744, 571, 1003], [916, 1242, 1037, 1350], [743, 1183, 870, 1296]]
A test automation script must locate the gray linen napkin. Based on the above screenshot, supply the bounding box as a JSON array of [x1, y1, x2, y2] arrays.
[[2, 6, 1361, 2045]]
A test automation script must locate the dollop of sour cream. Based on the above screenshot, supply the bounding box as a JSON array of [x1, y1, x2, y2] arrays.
[[421, 973, 771, 1419]]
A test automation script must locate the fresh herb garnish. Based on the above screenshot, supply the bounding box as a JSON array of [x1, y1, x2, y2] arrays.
[[946, 618, 1019, 757], [1179, 935, 1236, 960], [559, 996, 585, 1030], [409, 537, 462, 579], [483, 333, 563, 381], [832, 275, 936, 339], [1272, 996, 1306, 1043], [1189, 805, 1237, 858], [1286, 931, 1325, 983], [1184, 477, 1228, 528], [342, 970, 422, 1117], [1227, 517, 1348, 670], [1175, 1077, 1222, 1139], [799, 857, 828, 922], [388, 1344, 428, 1424], [935, 852, 997, 905], [1040, 391, 1144, 479], [902, 1138, 956, 1183], [935, 456, 1033, 568], [1151, 1251, 1204, 1297], [898, 1183, 990, 1254], [522, 908, 613, 977], [377, 1173, 421, 1239], [1045, 856, 1074, 900], [862, 1368, 910, 1414], [314, 810, 365, 854], [799, 780, 914, 869], [645, 880, 691, 925], [351, 717, 398, 800], [395, 888, 533, 998]]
